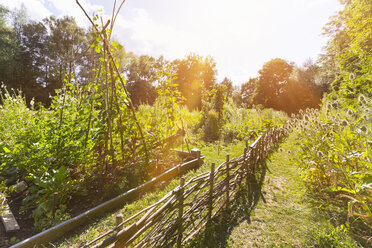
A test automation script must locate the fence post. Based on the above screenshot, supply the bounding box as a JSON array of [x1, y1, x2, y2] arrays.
[[208, 162, 215, 222], [243, 147, 248, 174], [116, 214, 123, 231], [259, 139, 264, 162], [226, 154, 230, 208], [252, 145, 257, 174], [246, 147, 252, 188], [177, 177, 185, 248]]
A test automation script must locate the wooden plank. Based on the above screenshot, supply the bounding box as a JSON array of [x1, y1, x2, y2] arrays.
[[1, 196, 20, 232]]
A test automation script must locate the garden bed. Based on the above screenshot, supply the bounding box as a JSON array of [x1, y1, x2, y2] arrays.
[[6, 149, 202, 248]]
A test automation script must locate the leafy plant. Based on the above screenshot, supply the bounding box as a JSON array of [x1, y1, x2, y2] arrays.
[[291, 96, 372, 243]]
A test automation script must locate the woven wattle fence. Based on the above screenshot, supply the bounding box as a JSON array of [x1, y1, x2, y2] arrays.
[[85, 127, 288, 248]]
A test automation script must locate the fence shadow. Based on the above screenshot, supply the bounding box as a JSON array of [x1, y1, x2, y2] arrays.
[[188, 167, 267, 248]]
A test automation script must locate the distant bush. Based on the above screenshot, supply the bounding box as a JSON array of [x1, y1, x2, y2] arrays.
[[203, 109, 220, 141], [221, 98, 288, 143]]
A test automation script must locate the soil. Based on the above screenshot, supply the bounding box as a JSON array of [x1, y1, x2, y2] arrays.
[[0, 193, 36, 248]]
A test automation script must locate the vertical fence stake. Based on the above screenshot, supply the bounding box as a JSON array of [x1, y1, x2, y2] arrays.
[[243, 147, 248, 177], [177, 177, 185, 248], [252, 145, 257, 174], [208, 162, 215, 222], [116, 214, 123, 230], [226, 154, 230, 208]]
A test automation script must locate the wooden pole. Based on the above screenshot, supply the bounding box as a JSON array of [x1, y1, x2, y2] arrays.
[[226, 154, 230, 208], [243, 147, 248, 176], [177, 177, 185, 248], [208, 162, 215, 221], [245, 147, 251, 189], [252, 146, 257, 174], [116, 214, 123, 230]]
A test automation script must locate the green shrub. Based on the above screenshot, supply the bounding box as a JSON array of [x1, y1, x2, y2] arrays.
[[203, 109, 220, 141], [292, 96, 372, 242], [311, 224, 362, 248]]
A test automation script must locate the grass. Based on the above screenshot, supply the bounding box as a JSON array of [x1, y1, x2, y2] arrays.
[[224, 133, 362, 248]]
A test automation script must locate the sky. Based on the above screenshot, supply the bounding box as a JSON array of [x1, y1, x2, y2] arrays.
[[0, 0, 343, 85]]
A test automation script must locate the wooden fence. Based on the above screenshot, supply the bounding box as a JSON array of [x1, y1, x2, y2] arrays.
[[85, 127, 287, 248]]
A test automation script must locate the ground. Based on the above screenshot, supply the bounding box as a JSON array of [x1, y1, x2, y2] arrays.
[[5, 135, 362, 247], [225, 134, 361, 248]]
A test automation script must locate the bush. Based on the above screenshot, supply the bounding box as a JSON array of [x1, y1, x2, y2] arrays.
[[203, 110, 220, 141], [291, 96, 372, 243]]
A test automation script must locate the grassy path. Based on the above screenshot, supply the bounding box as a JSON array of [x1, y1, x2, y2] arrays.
[[225, 134, 360, 248]]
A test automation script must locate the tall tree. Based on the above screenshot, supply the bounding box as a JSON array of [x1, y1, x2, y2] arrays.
[[253, 58, 321, 113], [322, 0, 372, 101], [1, 6, 90, 105], [0, 4, 14, 89], [41, 16, 88, 98], [126, 54, 163, 106], [253, 58, 294, 111], [240, 78, 257, 108], [221, 77, 233, 99], [172, 54, 217, 110]]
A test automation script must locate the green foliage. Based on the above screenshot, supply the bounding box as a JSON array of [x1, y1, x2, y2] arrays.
[[155, 64, 184, 139], [126, 55, 164, 106], [25, 166, 74, 229], [172, 54, 217, 110], [200, 83, 227, 141], [311, 224, 362, 248], [220, 77, 233, 99], [253, 58, 322, 114], [203, 109, 220, 141], [0, 10, 153, 229], [0, 7, 90, 105], [322, 0, 372, 102], [240, 78, 257, 108], [222, 99, 288, 143], [291, 96, 372, 243], [0, 85, 91, 229]]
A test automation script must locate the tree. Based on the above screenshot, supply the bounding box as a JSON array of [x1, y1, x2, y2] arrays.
[[1, 6, 91, 105], [126, 54, 164, 106], [41, 16, 88, 98], [201, 83, 226, 141], [221, 77, 233, 99], [240, 78, 257, 108], [322, 0, 372, 102], [253, 58, 322, 113], [253, 58, 294, 111], [0, 4, 14, 89], [172, 54, 217, 110], [0, 5, 45, 103]]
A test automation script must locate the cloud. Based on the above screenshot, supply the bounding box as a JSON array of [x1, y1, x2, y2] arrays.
[[47, 0, 104, 26], [114, 8, 204, 59], [0, 0, 104, 26], [0, 0, 52, 21]]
